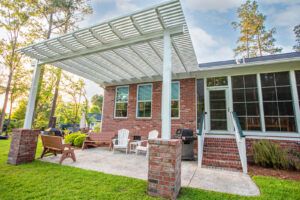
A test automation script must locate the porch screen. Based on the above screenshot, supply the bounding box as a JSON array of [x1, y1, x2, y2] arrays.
[[115, 86, 129, 118], [232, 75, 261, 131], [296, 71, 300, 108], [261, 72, 296, 132], [171, 82, 180, 118], [137, 84, 152, 118]]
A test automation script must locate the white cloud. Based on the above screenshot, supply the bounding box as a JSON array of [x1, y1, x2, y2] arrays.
[[271, 5, 300, 27], [116, 0, 139, 12], [184, 0, 242, 12], [190, 26, 234, 63]]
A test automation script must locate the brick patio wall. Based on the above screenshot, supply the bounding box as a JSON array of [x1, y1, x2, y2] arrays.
[[101, 78, 197, 140], [7, 129, 39, 165], [148, 139, 182, 199]]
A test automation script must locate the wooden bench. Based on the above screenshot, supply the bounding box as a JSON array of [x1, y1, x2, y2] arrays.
[[41, 135, 76, 164], [82, 132, 115, 150]]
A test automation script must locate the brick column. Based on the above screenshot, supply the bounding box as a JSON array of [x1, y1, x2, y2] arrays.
[[7, 129, 39, 165], [148, 139, 182, 200]]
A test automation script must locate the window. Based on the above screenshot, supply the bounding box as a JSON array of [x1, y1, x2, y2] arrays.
[[232, 75, 261, 131], [171, 82, 180, 118], [207, 77, 227, 87], [296, 70, 300, 107], [260, 72, 296, 132], [197, 79, 205, 128], [137, 84, 152, 118], [115, 86, 129, 118]]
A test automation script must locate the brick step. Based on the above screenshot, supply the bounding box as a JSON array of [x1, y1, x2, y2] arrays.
[[203, 152, 240, 161], [204, 141, 238, 148], [203, 146, 239, 154], [202, 158, 242, 170]]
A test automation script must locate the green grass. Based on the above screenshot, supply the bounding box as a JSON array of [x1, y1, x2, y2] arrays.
[[0, 139, 299, 200]]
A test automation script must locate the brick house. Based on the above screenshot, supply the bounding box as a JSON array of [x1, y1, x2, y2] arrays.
[[19, 0, 300, 171]]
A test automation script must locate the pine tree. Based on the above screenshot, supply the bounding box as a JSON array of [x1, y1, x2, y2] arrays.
[[294, 25, 300, 52], [232, 0, 282, 58]]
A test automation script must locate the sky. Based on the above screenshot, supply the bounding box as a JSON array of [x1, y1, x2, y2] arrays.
[[1, 0, 300, 110]]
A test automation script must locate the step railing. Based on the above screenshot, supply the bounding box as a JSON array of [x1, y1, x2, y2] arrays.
[[230, 112, 248, 174], [197, 112, 206, 167]]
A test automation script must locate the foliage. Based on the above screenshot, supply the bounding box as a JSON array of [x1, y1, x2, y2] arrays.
[[294, 24, 300, 52], [0, 139, 300, 199], [253, 140, 289, 169], [232, 0, 282, 58], [91, 94, 103, 113], [64, 132, 81, 145], [73, 134, 86, 147], [93, 122, 101, 133], [0, 0, 38, 133]]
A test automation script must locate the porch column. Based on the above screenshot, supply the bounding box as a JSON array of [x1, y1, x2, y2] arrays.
[[161, 30, 172, 139], [24, 60, 41, 129]]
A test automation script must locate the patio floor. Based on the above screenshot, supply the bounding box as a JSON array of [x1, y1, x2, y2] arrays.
[[40, 147, 260, 196]]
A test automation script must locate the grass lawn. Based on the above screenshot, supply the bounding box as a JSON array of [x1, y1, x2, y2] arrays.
[[0, 139, 299, 200]]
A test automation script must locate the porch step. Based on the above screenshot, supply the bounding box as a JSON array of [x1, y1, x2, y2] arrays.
[[203, 152, 240, 161], [202, 158, 242, 171], [202, 137, 242, 171]]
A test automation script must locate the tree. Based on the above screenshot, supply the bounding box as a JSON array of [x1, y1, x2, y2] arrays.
[[0, 0, 37, 134], [55, 72, 87, 125], [90, 94, 103, 113], [294, 25, 300, 52], [6, 65, 31, 130], [232, 0, 282, 58]]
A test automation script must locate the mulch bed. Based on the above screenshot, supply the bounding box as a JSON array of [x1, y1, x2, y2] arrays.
[[249, 164, 300, 181]]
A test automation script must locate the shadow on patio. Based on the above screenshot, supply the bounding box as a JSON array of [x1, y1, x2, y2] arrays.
[[40, 147, 260, 196]]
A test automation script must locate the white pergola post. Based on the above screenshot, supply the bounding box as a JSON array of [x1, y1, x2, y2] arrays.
[[24, 60, 41, 129], [161, 30, 172, 139]]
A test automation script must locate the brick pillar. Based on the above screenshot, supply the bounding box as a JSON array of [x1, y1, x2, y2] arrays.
[[148, 139, 182, 200], [7, 129, 39, 165]]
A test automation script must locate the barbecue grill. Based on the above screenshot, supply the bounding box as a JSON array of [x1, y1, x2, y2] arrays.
[[174, 128, 196, 160]]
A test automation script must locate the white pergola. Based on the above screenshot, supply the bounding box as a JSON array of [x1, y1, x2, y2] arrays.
[[18, 0, 198, 139]]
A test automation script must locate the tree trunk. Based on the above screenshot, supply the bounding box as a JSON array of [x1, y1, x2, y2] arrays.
[[257, 34, 263, 56], [48, 69, 61, 128], [33, 12, 54, 127], [6, 97, 14, 136], [0, 71, 13, 134]]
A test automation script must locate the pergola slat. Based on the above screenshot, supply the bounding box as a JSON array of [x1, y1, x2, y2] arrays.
[[18, 0, 198, 86]]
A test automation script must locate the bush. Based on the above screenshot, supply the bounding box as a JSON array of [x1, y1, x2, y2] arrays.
[[93, 122, 101, 133], [74, 134, 86, 147], [65, 132, 81, 145], [253, 140, 289, 169]]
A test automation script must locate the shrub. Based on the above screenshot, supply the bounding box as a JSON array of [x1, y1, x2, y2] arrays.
[[253, 140, 289, 169], [74, 134, 86, 147], [93, 122, 101, 133], [65, 132, 81, 145]]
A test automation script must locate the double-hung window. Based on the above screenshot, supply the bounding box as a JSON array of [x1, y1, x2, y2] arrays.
[[115, 86, 129, 118], [171, 82, 180, 118], [137, 84, 152, 118]]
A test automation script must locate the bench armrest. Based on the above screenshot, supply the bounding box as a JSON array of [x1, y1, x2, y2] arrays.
[[63, 144, 72, 149]]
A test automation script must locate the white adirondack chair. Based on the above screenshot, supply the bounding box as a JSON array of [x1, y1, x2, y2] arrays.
[[136, 130, 159, 156], [112, 129, 130, 154]]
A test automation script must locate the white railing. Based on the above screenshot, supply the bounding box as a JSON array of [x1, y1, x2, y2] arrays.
[[230, 112, 248, 174], [197, 113, 206, 167]]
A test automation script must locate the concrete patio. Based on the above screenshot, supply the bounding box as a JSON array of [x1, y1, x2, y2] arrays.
[[40, 147, 260, 196]]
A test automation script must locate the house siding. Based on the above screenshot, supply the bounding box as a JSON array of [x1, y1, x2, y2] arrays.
[[101, 78, 197, 139]]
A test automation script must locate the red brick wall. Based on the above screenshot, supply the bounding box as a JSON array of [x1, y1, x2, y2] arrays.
[[101, 78, 197, 139]]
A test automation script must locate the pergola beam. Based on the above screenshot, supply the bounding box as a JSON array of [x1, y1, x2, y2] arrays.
[[39, 26, 183, 65]]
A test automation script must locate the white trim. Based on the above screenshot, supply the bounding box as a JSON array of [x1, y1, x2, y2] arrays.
[[136, 83, 153, 119], [228, 76, 233, 132], [171, 81, 180, 119], [257, 73, 266, 132], [290, 70, 300, 133], [114, 85, 129, 119]]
